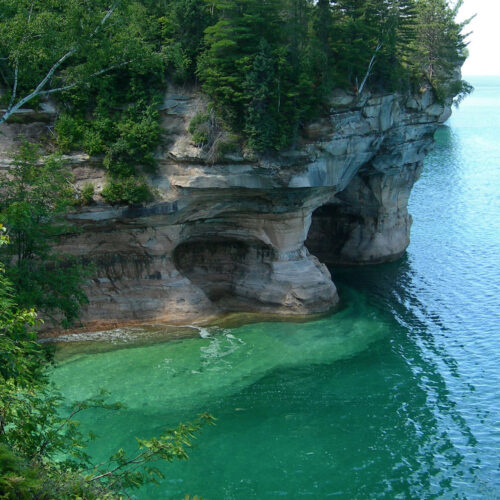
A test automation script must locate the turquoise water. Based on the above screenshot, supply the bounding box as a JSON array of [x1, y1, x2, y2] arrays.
[[52, 77, 500, 499]]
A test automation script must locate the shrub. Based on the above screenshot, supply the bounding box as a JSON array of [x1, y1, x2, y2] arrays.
[[216, 133, 239, 156], [188, 111, 210, 134], [82, 129, 105, 156], [54, 113, 85, 153], [102, 138, 138, 178], [188, 112, 211, 146], [101, 177, 153, 205], [81, 183, 95, 205], [55, 104, 162, 181]]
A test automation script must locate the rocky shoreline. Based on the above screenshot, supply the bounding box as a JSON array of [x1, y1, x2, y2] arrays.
[[1, 84, 453, 331]]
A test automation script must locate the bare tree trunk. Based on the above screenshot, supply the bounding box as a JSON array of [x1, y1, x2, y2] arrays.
[[358, 41, 383, 96]]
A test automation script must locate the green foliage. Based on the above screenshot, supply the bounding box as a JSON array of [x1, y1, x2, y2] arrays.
[[53, 114, 86, 154], [189, 111, 212, 146], [56, 101, 162, 176], [216, 133, 240, 156], [188, 109, 241, 162], [80, 183, 95, 206], [0, 380, 214, 498], [0, 376, 214, 497], [408, 0, 472, 101], [0, 444, 45, 499], [0, 0, 165, 124], [0, 242, 110, 497], [196, 0, 470, 151], [0, 143, 89, 327], [192, 129, 210, 147], [102, 104, 162, 177], [449, 79, 473, 107], [55, 94, 162, 206], [244, 39, 281, 151], [159, 0, 213, 82], [197, 0, 289, 149], [0, 305, 41, 387], [102, 177, 154, 205], [0, 225, 45, 386], [2, 0, 470, 156], [88, 413, 215, 492], [1, 387, 121, 469], [0, 0, 167, 206], [73, 183, 96, 207]]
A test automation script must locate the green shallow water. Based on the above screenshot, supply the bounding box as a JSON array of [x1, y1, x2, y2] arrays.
[[51, 77, 500, 499]]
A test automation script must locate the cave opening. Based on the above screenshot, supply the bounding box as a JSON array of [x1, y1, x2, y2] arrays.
[[173, 237, 275, 308], [306, 203, 363, 266]]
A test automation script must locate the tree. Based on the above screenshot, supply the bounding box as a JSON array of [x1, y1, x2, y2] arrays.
[[409, 0, 472, 100], [198, 0, 326, 150], [313, 0, 333, 88], [284, 0, 310, 68], [329, 0, 418, 93], [0, 142, 89, 327], [244, 39, 279, 151], [0, 382, 214, 497], [0, 224, 43, 386], [159, 0, 212, 82], [0, 0, 163, 124], [198, 0, 282, 125]]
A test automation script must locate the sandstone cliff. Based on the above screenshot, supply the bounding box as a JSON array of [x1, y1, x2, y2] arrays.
[[0, 85, 453, 328]]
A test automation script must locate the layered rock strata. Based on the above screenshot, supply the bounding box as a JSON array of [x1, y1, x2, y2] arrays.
[[0, 85, 453, 327]]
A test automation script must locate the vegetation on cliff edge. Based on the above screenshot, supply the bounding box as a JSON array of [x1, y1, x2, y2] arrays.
[[1, 0, 471, 170]]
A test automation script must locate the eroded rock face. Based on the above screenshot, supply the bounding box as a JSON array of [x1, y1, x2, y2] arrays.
[[305, 90, 450, 265], [0, 85, 453, 327], [57, 187, 339, 325], [306, 157, 424, 265]]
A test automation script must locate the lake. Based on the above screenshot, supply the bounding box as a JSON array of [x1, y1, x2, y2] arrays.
[[52, 76, 500, 499]]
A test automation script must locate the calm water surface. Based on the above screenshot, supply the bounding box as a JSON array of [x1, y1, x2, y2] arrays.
[[52, 77, 500, 499]]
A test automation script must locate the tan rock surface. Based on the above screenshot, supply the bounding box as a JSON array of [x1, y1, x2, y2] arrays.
[[0, 84, 455, 328]]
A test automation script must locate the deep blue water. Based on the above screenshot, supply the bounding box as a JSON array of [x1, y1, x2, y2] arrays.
[[52, 76, 500, 499]]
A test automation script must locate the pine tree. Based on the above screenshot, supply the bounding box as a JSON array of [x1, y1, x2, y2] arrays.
[[410, 0, 469, 85], [312, 0, 333, 89], [244, 39, 279, 151], [195, 0, 470, 150], [198, 0, 282, 124]]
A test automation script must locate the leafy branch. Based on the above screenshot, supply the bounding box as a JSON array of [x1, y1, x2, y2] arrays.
[[87, 413, 216, 493]]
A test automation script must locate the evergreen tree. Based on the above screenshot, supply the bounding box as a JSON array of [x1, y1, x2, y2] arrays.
[[313, 0, 333, 88], [198, 0, 282, 124], [283, 0, 310, 68], [330, 1, 418, 92], [331, 0, 388, 91], [409, 0, 471, 99], [244, 40, 279, 151], [393, 0, 419, 85]]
